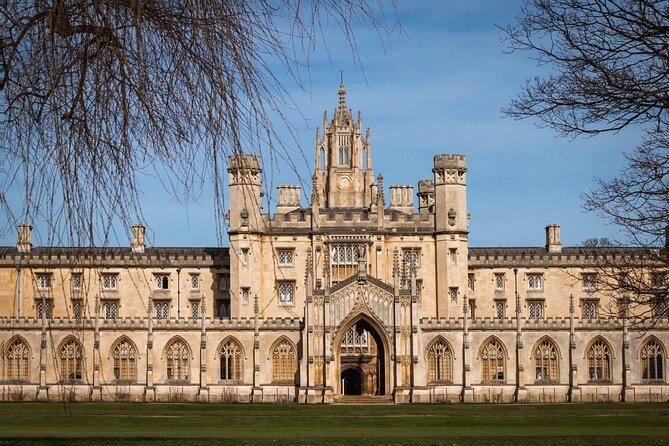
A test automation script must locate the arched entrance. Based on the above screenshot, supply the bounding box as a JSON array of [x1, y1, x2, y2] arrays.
[[341, 367, 362, 395], [336, 317, 387, 396]]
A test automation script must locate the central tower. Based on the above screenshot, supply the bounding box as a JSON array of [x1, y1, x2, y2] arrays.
[[313, 82, 374, 208]]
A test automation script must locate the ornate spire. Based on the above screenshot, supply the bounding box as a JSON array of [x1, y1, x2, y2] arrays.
[[338, 81, 347, 110]]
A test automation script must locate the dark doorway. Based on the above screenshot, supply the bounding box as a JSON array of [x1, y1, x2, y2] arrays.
[[339, 318, 387, 396], [341, 368, 362, 395]]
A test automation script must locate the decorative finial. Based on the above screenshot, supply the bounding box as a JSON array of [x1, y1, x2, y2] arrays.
[[340, 68, 344, 85]]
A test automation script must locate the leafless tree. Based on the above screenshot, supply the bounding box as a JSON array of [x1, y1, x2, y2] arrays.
[[1, 0, 398, 246], [502, 0, 669, 138], [503, 0, 669, 324]]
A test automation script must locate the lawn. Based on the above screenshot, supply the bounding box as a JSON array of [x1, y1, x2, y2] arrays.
[[0, 402, 667, 445]]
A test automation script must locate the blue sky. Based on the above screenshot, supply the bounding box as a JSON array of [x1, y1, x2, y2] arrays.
[[2, 1, 643, 248]]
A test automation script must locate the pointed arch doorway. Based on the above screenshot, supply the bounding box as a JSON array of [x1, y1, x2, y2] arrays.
[[336, 317, 388, 396]]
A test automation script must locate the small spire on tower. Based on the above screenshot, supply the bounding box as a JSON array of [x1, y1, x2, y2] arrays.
[[338, 69, 347, 109]]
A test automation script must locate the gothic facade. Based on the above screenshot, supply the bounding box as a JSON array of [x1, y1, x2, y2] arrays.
[[0, 84, 668, 403]]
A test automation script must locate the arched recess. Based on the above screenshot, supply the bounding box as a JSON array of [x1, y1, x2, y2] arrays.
[[531, 336, 560, 383], [163, 336, 191, 383], [425, 336, 453, 383], [217, 336, 244, 383], [333, 312, 391, 396], [269, 337, 296, 384], [58, 336, 84, 383], [478, 336, 507, 383], [110, 336, 138, 382], [4, 336, 31, 382], [639, 336, 665, 382], [585, 336, 613, 381]]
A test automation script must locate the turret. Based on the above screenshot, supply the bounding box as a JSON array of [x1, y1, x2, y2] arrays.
[[433, 154, 467, 232], [417, 180, 434, 215], [228, 154, 263, 231]]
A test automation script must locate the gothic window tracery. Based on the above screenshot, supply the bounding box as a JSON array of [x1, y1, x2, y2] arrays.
[[59, 337, 83, 382], [641, 337, 665, 382], [427, 338, 452, 383], [220, 338, 243, 383], [587, 338, 611, 381], [5, 337, 29, 382], [112, 337, 137, 382], [165, 338, 190, 383], [481, 338, 505, 382], [534, 338, 558, 382], [271, 338, 296, 383]]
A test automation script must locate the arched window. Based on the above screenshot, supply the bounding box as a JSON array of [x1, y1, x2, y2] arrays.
[[220, 338, 243, 383], [112, 337, 137, 382], [641, 337, 665, 382], [5, 337, 30, 382], [271, 338, 296, 383], [59, 337, 83, 382], [427, 338, 452, 382], [165, 338, 190, 383], [320, 147, 325, 171], [480, 338, 505, 382], [587, 337, 611, 381], [534, 337, 559, 382]]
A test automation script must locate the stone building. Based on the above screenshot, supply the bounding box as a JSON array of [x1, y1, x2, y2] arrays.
[[0, 83, 667, 403]]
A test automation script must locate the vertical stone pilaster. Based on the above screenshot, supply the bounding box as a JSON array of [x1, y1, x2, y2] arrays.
[[252, 294, 262, 402], [568, 294, 580, 402], [145, 295, 154, 401], [199, 295, 208, 401], [462, 296, 473, 403]]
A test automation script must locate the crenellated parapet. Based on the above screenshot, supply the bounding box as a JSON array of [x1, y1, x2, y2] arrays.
[[433, 154, 467, 185], [228, 154, 262, 185]]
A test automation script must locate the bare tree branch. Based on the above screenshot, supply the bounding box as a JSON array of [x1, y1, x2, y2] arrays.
[[0, 0, 400, 246]]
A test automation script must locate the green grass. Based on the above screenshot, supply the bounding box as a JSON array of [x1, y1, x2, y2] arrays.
[[0, 403, 667, 445]]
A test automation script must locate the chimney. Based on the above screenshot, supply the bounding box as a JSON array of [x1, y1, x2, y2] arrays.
[[131, 224, 146, 254], [16, 224, 32, 253], [389, 185, 414, 214], [545, 224, 562, 253]]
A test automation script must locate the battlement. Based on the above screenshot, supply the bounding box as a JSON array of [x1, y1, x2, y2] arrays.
[[418, 179, 434, 193], [433, 154, 466, 170], [228, 154, 261, 171]]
